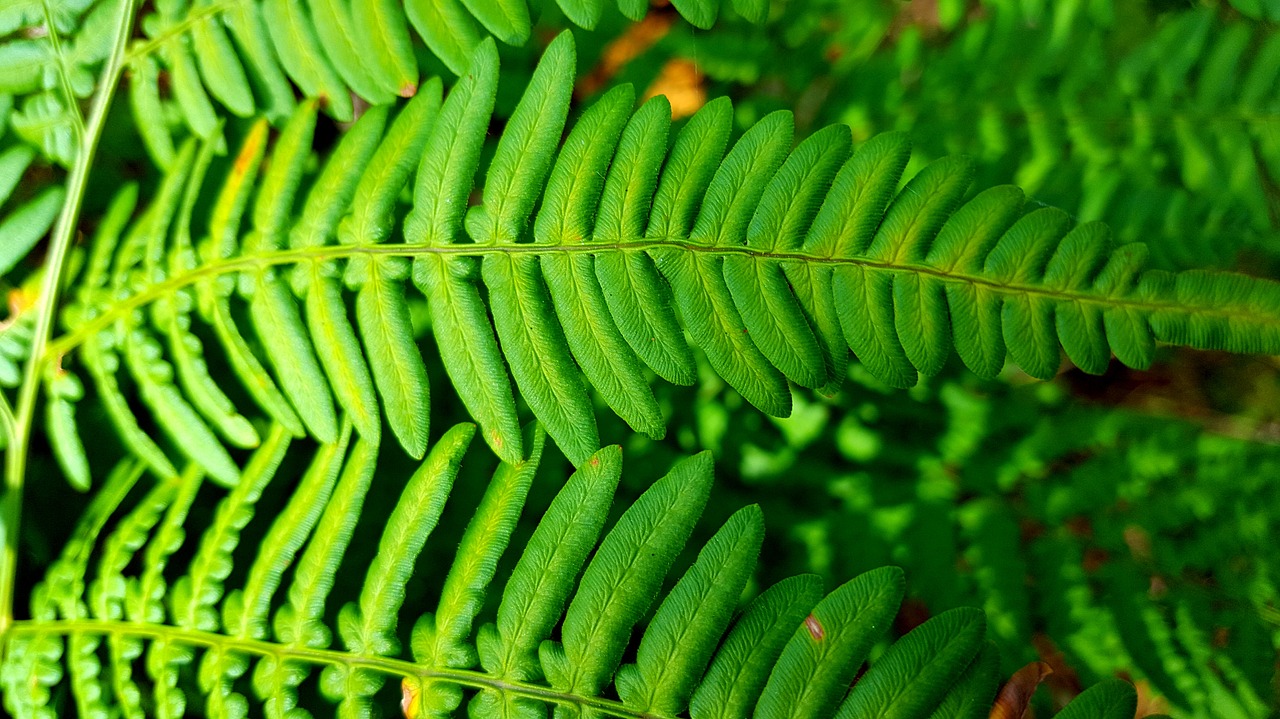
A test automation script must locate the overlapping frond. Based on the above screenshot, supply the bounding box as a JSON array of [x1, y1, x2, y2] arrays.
[[0, 423, 1123, 719], [47, 30, 1280, 478], [0, 0, 87, 317], [0, 275, 44, 451], [718, 371, 1280, 718], [1113, 8, 1280, 239], [0, 0, 118, 166], [995, 6, 1280, 270], [2, 0, 766, 170]]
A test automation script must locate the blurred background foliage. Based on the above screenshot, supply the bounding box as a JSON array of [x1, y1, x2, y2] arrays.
[[4, 0, 1280, 716], [643, 361, 1280, 717]]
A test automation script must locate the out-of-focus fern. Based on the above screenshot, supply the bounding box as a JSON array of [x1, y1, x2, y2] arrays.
[[682, 366, 1280, 717], [891, 4, 1280, 271], [0, 0, 121, 166], [0, 145, 63, 275], [0, 0, 767, 170], [0, 273, 44, 452]]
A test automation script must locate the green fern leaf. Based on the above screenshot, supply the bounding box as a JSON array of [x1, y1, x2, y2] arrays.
[[925, 641, 1001, 719], [835, 607, 987, 719], [755, 565, 905, 719], [43, 370, 89, 490], [593, 94, 697, 387], [475, 443, 622, 686], [0, 146, 63, 276], [614, 504, 764, 715], [159, 135, 260, 450], [4, 425, 1054, 719], [0, 0, 760, 171], [1054, 678, 1138, 719], [541, 450, 713, 707], [46, 29, 1280, 482], [308, 0, 396, 103], [357, 0, 420, 97], [260, 0, 352, 121], [92, 472, 180, 717], [687, 574, 824, 719]]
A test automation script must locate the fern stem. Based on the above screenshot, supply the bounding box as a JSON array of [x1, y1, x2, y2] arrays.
[[0, 0, 138, 636], [5, 619, 678, 718], [48, 241, 1280, 361]]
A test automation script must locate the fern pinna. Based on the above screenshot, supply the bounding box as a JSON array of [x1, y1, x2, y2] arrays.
[[43, 30, 1280, 483], [2, 419, 1150, 719]]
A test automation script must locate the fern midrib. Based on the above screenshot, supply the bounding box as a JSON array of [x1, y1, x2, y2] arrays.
[[5, 619, 675, 719], [47, 240, 1273, 359]]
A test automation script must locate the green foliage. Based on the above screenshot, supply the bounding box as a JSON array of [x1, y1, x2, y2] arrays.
[[0, 427, 1093, 719], [890, 3, 1280, 272], [0, 0, 766, 171], [639, 0, 1280, 273], [0, 0, 120, 166], [0, 146, 63, 275], [43, 29, 1280, 482], [2, 0, 1276, 716], [685, 367, 1280, 717]]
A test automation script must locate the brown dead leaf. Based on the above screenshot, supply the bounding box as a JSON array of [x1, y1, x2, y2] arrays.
[[1032, 634, 1083, 710], [990, 661, 1053, 719], [577, 14, 674, 97], [1134, 679, 1171, 717], [644, 58, 707, 119]]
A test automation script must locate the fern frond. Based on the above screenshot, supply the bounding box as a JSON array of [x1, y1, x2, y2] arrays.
[[47, 30, 1280, 477], [0, 423, 1144, 719], [2, 0, 764, 169], [0, 153, 59, 455], [1055, 679, 1138, 719], [730, 377, 1280, 718]]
